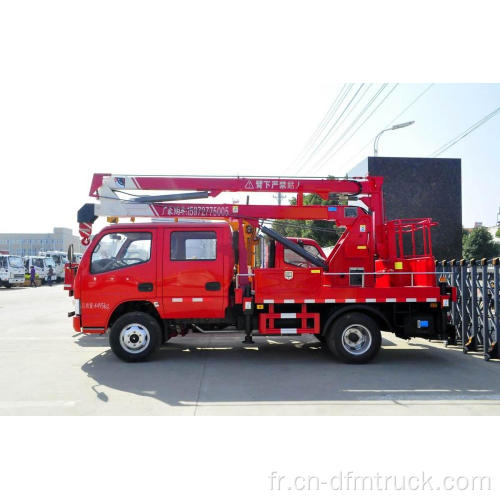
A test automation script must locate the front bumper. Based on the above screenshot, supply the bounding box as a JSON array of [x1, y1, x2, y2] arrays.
[[73, 315, 81, 332]]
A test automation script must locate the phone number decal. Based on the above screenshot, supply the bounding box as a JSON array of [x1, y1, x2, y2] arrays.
[[161, 205, 230, 217]]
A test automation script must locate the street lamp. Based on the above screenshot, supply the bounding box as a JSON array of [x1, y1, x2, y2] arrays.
[[373, 120, 415, 156]]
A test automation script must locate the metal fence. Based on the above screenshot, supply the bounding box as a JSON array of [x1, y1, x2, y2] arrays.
[[436, 258, 500, 361]]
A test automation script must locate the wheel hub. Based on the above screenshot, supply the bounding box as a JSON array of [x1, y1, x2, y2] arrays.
[[341, 324, 372, 355], [120, 323, 150, 354]]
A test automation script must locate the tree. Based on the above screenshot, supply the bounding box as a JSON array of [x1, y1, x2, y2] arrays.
[[272, 191, 345, 247], [462, 226, 500, 260], [496, 227, 500, 238]]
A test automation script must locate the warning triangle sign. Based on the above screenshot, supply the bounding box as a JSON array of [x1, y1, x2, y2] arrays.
[[244, 180, 254, 189]]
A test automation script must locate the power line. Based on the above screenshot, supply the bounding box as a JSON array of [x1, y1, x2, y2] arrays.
[[337, 83, 433, 172], [387, 83, 433, 127], [329, 84, 400, 160], [430, 105, 500, 157], [290, 84, 349, 169], [312, 83, 400, 174], [308, 84, 393, 173], [295, 83, 366, 175]]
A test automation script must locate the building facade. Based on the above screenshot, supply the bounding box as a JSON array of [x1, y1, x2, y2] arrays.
[[348, 156, 462, 260], [0, 227, 85, 257]]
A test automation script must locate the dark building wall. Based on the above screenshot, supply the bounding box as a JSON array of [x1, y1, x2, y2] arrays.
[[348, 157, 462, 260]]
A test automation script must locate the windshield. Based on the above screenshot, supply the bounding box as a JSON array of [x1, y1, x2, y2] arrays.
[[8, 256, 23, 267], [33, 258, 45, 268], [50, 254, 62, 264], [44, 257, 55, 268]]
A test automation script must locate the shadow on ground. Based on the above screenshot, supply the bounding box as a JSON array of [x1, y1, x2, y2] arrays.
[[78, 332, 500, 408]]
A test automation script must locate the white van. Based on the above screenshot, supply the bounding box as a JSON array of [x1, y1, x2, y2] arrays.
[[24, 256, 56, 284], [0, 255, 25, 287], [39, 251, 68, 281]]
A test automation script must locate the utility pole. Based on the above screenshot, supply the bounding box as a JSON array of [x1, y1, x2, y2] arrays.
[[273, 192, 287, 205]]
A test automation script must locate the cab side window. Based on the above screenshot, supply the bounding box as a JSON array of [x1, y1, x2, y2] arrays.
[[91, 232, 152, 274], [170, 231, 216, 261]]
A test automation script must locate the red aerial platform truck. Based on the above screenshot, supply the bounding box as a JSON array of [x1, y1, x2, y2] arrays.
[[65, 173, 455, 363]]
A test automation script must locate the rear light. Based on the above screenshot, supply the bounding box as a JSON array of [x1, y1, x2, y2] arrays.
[[74, 299, 81, 315]]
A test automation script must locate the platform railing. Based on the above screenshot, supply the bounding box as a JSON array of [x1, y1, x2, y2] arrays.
[[323, 271, 452, 288], [237, 270, 453, 294], [238, 270, 452, 288]]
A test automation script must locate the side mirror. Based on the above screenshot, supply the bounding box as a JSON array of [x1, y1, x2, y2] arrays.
[[67, 244, 75, 263]]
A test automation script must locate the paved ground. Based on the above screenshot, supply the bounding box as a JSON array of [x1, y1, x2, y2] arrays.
[[1, 285, 500, 415]]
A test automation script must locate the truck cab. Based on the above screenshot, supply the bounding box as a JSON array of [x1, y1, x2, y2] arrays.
[[70, 222, 235, 336], [24, 256, 56, 284], [39, 251, 67, 281], [0, 254, 25, 287]]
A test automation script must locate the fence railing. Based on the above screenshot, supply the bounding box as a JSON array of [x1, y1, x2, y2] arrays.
[[436, 258, 500, 361]]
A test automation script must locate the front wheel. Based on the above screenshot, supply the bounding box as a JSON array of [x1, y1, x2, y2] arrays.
[[109, 312, 161, 362], [325, 312, 381, 363]]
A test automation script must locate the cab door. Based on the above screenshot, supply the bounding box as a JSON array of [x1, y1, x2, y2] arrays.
[[162, 228, 225, 318], [80, 230, 157, 328]]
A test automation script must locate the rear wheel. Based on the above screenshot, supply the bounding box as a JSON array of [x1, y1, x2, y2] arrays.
[[109, 312, 161, 362], [325, 312, 381, 363]]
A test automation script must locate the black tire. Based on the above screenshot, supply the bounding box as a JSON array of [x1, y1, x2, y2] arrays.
[[325, 312, 381, 363], [5, 283, 12, 288], [109, 311, 161, 362]]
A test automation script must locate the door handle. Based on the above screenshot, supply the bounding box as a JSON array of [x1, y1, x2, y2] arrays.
[[138, 282, 154, 292], [205, 281, 221, 291]]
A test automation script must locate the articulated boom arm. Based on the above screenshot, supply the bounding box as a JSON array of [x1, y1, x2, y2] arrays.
[[78, 174, 386, 256]]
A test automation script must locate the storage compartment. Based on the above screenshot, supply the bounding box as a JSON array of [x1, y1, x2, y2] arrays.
[[253, 268, 322, 298]]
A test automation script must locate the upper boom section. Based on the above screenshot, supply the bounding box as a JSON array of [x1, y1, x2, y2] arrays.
[[90, 173, 382, 202]]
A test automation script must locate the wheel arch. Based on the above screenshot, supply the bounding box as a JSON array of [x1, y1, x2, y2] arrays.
[[322, 305, 392, 336], [108, 300, 163, 332]]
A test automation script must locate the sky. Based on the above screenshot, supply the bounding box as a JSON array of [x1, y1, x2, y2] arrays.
[[1, 1, 499, 238]]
